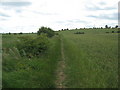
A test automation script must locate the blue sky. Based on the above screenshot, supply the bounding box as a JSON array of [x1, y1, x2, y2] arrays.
[[0, 0, 118, 33]]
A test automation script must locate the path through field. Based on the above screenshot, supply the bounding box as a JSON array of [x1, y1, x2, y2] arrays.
[[55, 37, 66, 88]]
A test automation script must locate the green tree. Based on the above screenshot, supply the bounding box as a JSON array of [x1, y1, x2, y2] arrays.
[[37, 26, 55, 37], [105, 25, 108, 28], [115, 25, 118, 28]]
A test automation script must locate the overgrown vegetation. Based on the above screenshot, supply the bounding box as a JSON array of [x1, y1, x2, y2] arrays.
[[2, 34, 61, 88], [17, 34, 49, 58], [37, 26, 55, 37]]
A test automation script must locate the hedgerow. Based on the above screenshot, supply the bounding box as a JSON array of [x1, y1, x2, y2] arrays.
[[17, 34, 49, 58]]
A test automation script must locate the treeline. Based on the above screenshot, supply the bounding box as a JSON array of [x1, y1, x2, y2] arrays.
[[59, 25, 119, 31], [2, 32, 36, 35], [2, 26, 56, 35], [2, 25, 119, 34]]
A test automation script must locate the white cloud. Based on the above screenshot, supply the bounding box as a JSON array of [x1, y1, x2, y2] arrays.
[[0, 0, 119, 33]]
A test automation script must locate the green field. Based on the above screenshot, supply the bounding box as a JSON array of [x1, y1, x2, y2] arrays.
[[2, 28, 118, 88]]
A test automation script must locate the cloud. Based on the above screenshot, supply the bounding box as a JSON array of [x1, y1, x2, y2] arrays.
[[0, 12, 10, 17], [32, 11, 58, 16], [56, 19, 88, 25], [85, 1, 117, 11], [0, 18, 7, 21], [0, 0, 118, 33], [1, 1, 32, 7], [15, 9, 22, 13], [99, 2, 106, 5], [86, 5, 117, 11], [66, 19, 88, 23], [87, 13, 117, 20]]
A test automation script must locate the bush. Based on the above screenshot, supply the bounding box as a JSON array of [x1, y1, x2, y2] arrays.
[[37, 26, 55, 37], [74, 32, 84, 34], [112, 31, 114, 33], [17, 34, 49, 58]]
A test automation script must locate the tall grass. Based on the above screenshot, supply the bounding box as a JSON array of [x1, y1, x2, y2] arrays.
[[2, 34, 61, 88], [60, 29, 118, 88]]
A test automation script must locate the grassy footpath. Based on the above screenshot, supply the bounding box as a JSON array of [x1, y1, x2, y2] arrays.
[[2, 34, 61, 88], [59, 29, 118, 88]]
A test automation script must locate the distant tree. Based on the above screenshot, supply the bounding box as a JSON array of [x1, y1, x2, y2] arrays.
[[8, 32, 11, 35], [14, 33, 17, 35], [37, 26, 55, 37], [19, 32, 23, 35], [115, 25, 118, 28], [112, 31, 114, 33], [105, 25, 108, 28], [109, 26, 111, 29], [66, 28, 69, 30]]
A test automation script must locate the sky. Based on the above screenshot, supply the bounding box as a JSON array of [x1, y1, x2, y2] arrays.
[[0, 0, 119, 33]]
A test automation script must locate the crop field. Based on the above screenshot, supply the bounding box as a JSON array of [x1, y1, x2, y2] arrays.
[[2, 28, 118, 88]]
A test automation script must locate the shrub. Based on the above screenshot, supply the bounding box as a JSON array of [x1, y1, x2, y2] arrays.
[[117, 31, 120, 33], [74, 32, 84, 34], [37, 26, 55, 37], [112, 31, 114, 33], [17, 34, 49, 58]]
